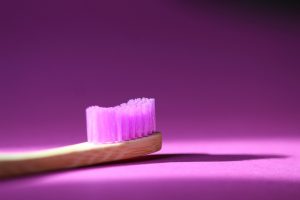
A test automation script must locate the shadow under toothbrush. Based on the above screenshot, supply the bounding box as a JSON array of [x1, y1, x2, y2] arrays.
[[106, 153, 288, 167], [0, 153, 288, 182]]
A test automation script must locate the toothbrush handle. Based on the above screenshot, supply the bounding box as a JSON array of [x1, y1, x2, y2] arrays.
[[0, 132, 162, 178]]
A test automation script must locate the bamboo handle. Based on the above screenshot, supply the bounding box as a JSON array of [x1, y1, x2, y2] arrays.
[[0, 132, 162, 178]]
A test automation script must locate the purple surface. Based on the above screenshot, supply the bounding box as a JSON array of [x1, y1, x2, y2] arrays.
[[1, 139, 300, 200], [0, 1, 300, 199]]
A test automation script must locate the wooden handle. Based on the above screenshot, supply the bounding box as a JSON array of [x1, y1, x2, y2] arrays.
[[0, 132, 162, 178]]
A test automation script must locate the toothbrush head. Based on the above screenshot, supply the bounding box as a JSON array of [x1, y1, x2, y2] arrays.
[[86, 98, 157, 144]]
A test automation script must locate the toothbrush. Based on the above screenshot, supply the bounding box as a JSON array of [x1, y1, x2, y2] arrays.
[[0, 98, 162, 178]]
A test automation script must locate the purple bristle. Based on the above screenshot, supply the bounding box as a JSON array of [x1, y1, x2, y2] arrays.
[[86, 98, 156, 144]]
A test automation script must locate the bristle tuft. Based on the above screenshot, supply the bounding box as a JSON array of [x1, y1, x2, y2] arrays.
[[86, 98, 156, 144]]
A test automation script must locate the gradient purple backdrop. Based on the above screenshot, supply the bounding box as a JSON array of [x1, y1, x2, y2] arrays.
[[0, 1, 300, 147], [0, 1, 300, 199]]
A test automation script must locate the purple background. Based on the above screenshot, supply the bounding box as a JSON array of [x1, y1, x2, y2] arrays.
[[1, 0, 299, 147], [0, 1, 300, 199]]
